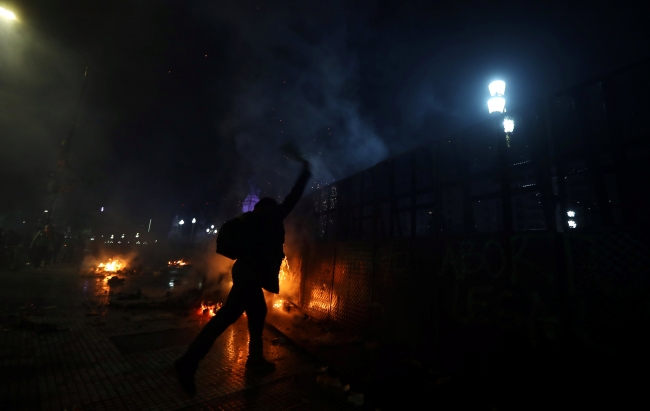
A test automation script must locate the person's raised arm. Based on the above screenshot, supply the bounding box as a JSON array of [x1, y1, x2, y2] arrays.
[[278, 160, 312, 220]]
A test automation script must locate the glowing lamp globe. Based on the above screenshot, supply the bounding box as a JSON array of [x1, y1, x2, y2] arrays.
[[489, 80, 506, 97], [487, 80, 506, 114], [503, 117, 515, 133], [488, 97, 506, 114]]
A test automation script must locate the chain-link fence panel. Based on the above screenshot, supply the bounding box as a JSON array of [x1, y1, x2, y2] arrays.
[[370, 240, 416, 345], [569, 233, 650, 354], [301, 242, 336, 321], [330, 242, 373, 330]]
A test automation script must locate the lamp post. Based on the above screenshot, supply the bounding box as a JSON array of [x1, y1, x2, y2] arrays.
[[191, 218, 196, 240], [179, 219, 185, 235], [488, 80, 515, 148], [1, 7, 89, 221]]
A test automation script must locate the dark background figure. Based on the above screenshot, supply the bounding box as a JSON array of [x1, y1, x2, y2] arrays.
[[174, 159, 311, 395], [29, 224, 55, 268], [61, 234, 75, 263], [51, 228, 65, 265], [0, 227, 6, 269], [3, 228, 29, 271], [74, 235, 86, 264]]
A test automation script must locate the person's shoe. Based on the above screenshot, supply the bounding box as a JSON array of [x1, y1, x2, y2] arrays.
[[245, 356, 276, 374], [174, 358, 197, 395]]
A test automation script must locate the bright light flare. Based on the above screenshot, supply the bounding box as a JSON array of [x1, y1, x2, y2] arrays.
[[273, 299, 284, 309], [568, 220, 577, 228], [0, 7, 17, 20], [488, 97, 506, 113], [567, 211, 575, 217], [489, 80, 506, 96], [503, 117, 515, 133]]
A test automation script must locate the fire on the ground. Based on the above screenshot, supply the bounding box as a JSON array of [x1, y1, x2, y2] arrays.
[[168, 259, 188, 267], [198, 302, 222, 317], [95, 258, 124, 273]]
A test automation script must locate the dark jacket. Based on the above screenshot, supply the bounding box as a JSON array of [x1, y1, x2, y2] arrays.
[[236, 166, 311, 293]]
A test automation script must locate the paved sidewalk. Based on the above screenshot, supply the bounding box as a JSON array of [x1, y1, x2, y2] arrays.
[[0, 267, 360, 411]]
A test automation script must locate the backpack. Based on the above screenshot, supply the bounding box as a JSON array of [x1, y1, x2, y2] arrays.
[[216, 213, 254, 260]]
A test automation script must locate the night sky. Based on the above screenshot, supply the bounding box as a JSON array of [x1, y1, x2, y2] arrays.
[[1, 0, 648, 235]]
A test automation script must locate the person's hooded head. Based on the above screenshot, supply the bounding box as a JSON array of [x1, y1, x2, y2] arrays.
[[253, 197, 278, 213]]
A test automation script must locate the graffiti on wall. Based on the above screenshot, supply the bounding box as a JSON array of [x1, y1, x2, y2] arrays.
[[437, 233, 561, 346]]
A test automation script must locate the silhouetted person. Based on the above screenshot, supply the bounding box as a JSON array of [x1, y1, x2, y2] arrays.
[[51, 228, 64, 264], [174, 160, 311, 394], [30, 224, 54, 268]]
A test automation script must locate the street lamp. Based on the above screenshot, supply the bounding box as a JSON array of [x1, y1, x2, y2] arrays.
[[1, 6, 90, 221], [0, 7, 17, 20], [191, 218, 196, 239], [487, 80, 506, 114], [179, 219, 185, 235]]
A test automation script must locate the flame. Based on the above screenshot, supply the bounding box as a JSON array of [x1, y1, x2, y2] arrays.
[[307, 287, 337, 312], [272, 257, 297, 310], [198, 302, 222, 317], [278, 257, 292, 288], [96, 258, 123, 272], [169, 259, 188, 267]]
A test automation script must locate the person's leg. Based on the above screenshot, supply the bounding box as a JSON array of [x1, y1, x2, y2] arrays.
[[243, 287, 275, 372], [244, 286, 267, 360], [183, 283, 247, 363], [175, 282, 247, 393]]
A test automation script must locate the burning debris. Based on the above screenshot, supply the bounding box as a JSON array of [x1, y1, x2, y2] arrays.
[[96, 258, 124, 273], [168, 259, 188, 267], [198, 302, 222, 317]]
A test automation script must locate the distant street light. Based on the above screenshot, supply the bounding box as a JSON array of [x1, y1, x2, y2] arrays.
[[488, 80, 506, 114], [190, 218, 196, 239]]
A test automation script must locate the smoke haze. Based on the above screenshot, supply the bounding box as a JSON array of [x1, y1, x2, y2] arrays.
[[1, 0, 648, 234]]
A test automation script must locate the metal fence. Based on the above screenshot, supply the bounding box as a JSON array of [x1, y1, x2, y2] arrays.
[[288, 57, 650, 368]]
